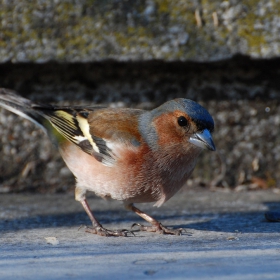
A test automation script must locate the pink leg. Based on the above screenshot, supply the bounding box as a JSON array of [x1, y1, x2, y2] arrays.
[[80, 199, 134, 237], [127, 204, 184, 235]]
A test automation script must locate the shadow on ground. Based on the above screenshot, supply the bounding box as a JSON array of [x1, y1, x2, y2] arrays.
[[1, 200, 279, 234]]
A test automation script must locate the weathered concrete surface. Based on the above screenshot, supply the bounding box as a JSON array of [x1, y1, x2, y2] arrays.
[[0, 0, 279, 62], [0, 188, 280, 279]]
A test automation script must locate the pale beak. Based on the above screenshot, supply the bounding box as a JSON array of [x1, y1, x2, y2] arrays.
[[189, 129, 216, 151]]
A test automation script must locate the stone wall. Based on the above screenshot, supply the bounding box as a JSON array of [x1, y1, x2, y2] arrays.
[[1, 58, 280, 192], [1, 0, 279, 62]]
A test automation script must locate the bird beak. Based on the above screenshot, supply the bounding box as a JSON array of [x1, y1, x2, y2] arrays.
[[189, 129, 216, 151]]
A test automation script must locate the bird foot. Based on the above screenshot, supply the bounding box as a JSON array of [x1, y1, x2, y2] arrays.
[[132, 223, 184, 236], [84, 225, 135, 237]]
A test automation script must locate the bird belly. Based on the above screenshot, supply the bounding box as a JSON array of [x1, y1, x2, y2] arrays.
[[59, 142, 159, 203]]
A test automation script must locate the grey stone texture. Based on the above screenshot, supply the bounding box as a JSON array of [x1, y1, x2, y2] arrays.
[[1, 59, 280, 192], [0, 0, 280, 63]]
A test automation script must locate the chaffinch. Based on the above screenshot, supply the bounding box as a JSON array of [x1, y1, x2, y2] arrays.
[[0, 88, 215, 236]]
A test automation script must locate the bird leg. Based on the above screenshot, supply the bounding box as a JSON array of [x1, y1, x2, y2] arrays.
[[80, 199, 134, 237], [127, 204, 184, 235]]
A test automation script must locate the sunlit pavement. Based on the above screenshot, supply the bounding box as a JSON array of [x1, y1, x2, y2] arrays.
[[1, 188, 280, 279]]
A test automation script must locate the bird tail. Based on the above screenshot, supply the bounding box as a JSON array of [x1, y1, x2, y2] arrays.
[[0, 88, 109, 155], [0, 88, 50, 134], [0, 88, 105, 151]]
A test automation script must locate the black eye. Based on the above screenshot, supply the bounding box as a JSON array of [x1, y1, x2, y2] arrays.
[[177, 116, 188, 127]]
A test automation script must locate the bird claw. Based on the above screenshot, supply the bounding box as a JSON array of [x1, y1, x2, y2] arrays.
[[84, 226, 135, 237], [120, 228, 135, 237], [131, 222, 185, 236], [131, 223, 142, 229], [78, 224, 87, 231]]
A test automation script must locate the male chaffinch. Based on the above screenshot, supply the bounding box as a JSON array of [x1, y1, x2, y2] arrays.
[[0, 88, 215, 236]]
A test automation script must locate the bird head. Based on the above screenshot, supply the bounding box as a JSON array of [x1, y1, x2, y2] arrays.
[[140, 98, 215, 152]]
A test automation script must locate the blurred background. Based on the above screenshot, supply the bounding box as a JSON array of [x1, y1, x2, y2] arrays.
[[0, 0, 280, 194]]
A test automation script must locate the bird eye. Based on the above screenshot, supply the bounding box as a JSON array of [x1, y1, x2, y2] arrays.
[[177, 116, 188, 127]]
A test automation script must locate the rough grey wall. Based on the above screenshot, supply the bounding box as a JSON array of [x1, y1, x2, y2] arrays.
[[1, 0, 280, 62], [0, 59, 280, 193]]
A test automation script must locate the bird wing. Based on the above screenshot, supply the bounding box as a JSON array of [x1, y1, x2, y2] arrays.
[[35, 105, 143, 166]]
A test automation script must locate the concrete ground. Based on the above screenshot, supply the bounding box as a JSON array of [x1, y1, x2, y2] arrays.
[[0, 187, 280, 280]]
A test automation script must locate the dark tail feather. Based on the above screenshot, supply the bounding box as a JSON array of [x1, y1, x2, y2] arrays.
[[0, 88, 47, 133]]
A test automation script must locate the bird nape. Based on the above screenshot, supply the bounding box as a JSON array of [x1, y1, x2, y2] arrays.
[[0, 88, 215, 237]]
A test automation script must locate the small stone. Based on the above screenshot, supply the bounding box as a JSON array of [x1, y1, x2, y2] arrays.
[[45, 237, 59, 245]]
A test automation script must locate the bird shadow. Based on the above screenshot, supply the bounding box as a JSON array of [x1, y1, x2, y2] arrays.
[[0, 201, 279, 234]]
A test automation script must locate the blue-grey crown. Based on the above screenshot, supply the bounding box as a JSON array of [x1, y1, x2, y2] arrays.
[[178, 99, 214, 132]]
